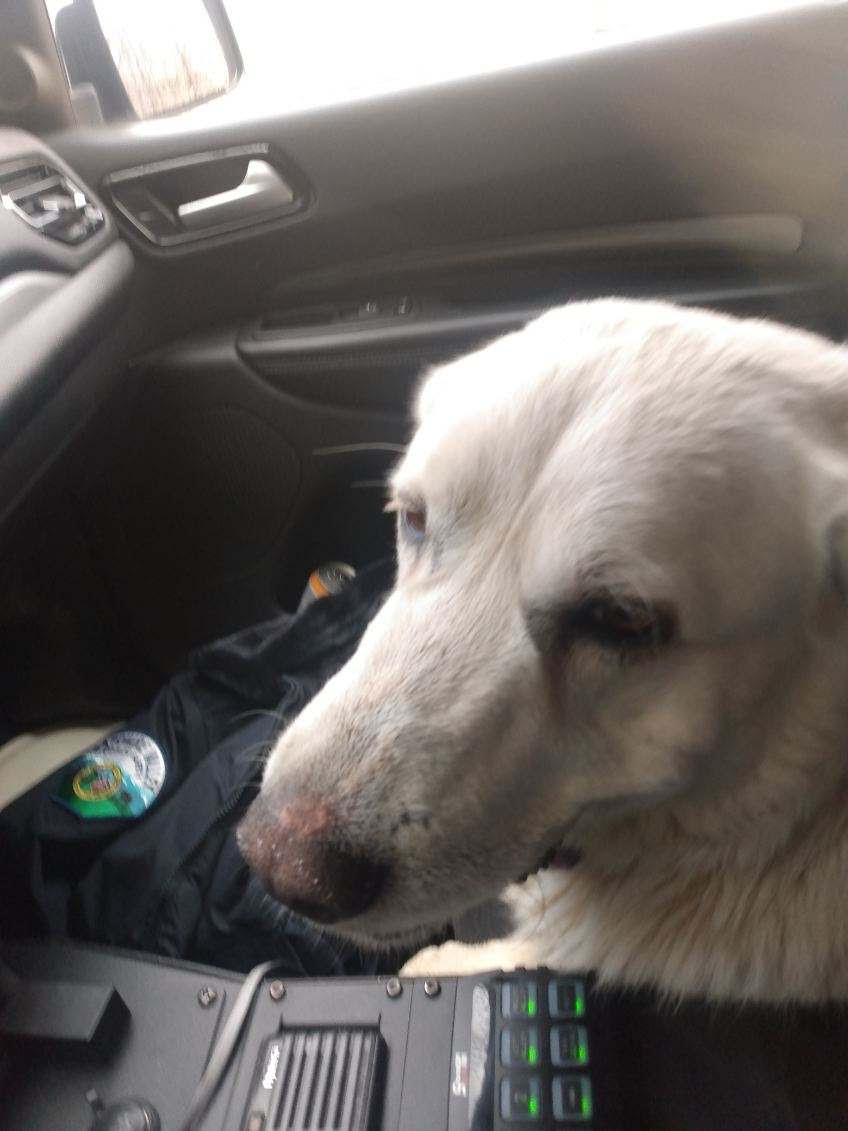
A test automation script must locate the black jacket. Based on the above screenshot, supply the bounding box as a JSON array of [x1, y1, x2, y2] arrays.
[[0, 560, 400, 975]]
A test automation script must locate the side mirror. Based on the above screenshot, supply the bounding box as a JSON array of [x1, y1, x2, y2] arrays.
[[52, 0, 243, 122]]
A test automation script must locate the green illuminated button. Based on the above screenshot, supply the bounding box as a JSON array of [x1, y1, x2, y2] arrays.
[[548, 978, 586, 1019], [550, 1024, 589, 1067], [500, 1075, 542, 1122], [552, 1075, 593, 1123], [501, 1025, 541, 1067], [501, 981, 539, 1020]]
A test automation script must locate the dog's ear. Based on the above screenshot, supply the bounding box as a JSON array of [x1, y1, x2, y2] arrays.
[[828, 515, 848, 600]]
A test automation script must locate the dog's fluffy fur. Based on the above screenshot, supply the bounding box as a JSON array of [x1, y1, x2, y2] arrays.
[[250, 300, 848, 1003]]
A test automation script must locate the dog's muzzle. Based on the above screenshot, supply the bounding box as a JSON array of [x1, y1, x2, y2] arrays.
[[237, 793, 388, 924]]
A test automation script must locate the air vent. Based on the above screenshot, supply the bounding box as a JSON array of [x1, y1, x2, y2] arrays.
[[0, 158, 104, 245], [245, 1027, 384, 1131]]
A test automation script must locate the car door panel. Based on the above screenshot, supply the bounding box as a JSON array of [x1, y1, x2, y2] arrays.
[[3, 4, 848, 726], [46, 7, 848, 342]]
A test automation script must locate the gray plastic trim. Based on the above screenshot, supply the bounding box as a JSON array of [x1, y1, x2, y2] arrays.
[[0, 270, 65, 336], [0, 240, 134, 450]]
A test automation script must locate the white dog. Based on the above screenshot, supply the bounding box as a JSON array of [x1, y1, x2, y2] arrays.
[[239, 299, 848, 1003]]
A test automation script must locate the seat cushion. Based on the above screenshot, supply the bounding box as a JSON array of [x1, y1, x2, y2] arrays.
[[0, 723, 121, 808]]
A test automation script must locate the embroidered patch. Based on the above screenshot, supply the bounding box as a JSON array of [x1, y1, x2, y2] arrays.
[[53, 731, 167, 819]]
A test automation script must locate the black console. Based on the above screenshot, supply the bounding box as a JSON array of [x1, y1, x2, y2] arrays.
[[226, 968, 617, 1131], [1, 943, 618, 1131], [5, 940, 847, 1130]]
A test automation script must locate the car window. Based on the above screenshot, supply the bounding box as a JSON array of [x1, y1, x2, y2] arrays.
[[221, 0, 818, 116], [46, 0, 820, 124]]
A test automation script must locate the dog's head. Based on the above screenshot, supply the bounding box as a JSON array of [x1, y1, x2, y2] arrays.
[[239, 300, 848, 946]]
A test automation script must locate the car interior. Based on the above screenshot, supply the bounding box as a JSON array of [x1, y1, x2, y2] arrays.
[[2, 2, 848, 1128]]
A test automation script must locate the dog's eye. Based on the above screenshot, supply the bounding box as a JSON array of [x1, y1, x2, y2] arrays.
[[400, 507, 427, 541], [570, 596, 675, 650]]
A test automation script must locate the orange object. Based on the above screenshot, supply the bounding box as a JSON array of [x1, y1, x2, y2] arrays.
[[308, 570, 333, 599], [298, 562, 357, 612]]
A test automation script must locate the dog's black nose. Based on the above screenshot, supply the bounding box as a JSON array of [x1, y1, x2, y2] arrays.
[[282, 843, 387, 924], [238, 795, 387, 924]]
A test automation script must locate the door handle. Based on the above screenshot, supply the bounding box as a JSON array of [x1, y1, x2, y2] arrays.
[[176, 159, 294, 231]]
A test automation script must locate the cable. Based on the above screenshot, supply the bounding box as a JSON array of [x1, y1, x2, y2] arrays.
[[176, 959, 283, 1131]]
